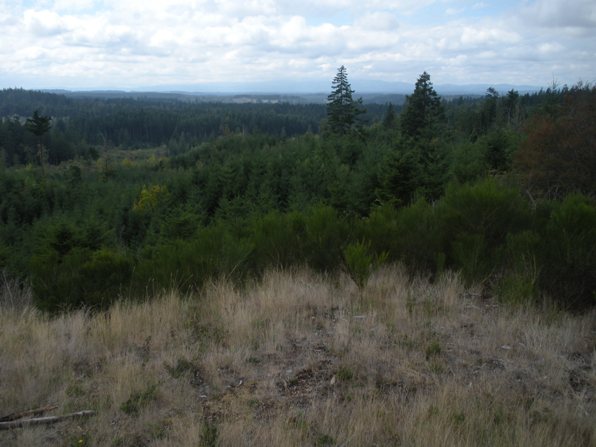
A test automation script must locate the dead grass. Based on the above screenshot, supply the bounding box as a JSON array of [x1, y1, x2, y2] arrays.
[[0, 266, 594, 446]]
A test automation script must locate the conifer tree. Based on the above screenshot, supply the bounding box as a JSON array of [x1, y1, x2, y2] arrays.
[[400, 72, 447, 201], [25, 110, 52, 137], [400, 72, 444, 140], [383, 103, 397, 129], [326, 65, 365, 135], [25, 110, 52, 169]]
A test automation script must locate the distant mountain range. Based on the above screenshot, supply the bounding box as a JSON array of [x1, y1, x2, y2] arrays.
[[42, 79, 542, 103], [40, 79, 542, 106]]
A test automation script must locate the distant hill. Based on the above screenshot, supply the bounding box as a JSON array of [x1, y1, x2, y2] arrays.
[[36, 79, 541, 102]]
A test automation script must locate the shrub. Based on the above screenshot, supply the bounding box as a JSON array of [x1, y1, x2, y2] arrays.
[[496, 231, 541, 305], [343, 241, 387, 290], [249, 211, 307, 272], [394, 198, 444, 274], [31, 246, 132, 311], [79, 248, 133, 308], [134, 222, 253, 291], [438, 179, 531, 283], [303, 205, 348, 272], [539, 195, 596, 310]]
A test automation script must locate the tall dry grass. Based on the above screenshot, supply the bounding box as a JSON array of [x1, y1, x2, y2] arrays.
[[0, 266, 594, 446]]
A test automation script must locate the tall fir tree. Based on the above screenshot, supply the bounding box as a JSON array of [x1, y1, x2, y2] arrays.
[[25, 110, 52, 169], [400, 72, 447, 201], [400, 72, 444, 140], [326, 65, 365, 135]]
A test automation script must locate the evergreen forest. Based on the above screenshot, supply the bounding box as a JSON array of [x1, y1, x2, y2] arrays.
[[0, 70, 594, 313]]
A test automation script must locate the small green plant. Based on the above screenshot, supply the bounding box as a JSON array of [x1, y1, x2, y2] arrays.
[[68, 433, 90, 447], [343, 241, 387, 291], [200, 422, 218, 447], [164, 358, 196, 379], [425, 340, 442, 360], [453, 412, 466, 425], [315, 433, 336, 447], [120, 383, 158, 416], [336, 365, 354, 382]]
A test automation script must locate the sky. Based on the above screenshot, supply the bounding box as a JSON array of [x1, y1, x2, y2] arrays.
[[0, 0, 594, 91]]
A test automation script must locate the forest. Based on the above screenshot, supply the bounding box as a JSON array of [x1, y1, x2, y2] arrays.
[[0, 70, 594, 313]]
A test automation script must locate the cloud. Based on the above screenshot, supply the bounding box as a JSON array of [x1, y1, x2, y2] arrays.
[[23, 9, 69, 36], [0, 0, 594, 89], [522, 0, 596, 28]]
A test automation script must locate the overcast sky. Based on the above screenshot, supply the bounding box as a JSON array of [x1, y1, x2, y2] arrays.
[[0, 0, 594, 90]]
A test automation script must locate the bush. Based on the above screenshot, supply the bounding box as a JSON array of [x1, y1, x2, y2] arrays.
[[360, 204, 401, 262], [496, 231, 541, 305], [343, 241, 376, 290], [394, 198, 444, 274], [438, 179, 531, 283], [249, 211, 307, 272], [134, 222, 253, 291], [539, 195, 596, 310], [79, 248, 133, 308], [303, 205, 348, 272], [31, 246, 132, 311]]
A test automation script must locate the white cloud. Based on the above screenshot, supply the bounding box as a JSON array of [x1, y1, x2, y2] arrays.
[[355, 12, 399, 31], [23, 9, 68, 36], [522, 0, 596, 28], [0, 0, 594, 89]]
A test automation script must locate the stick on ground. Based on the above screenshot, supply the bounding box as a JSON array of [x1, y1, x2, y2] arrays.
[[0, 411, 95, 431], [0, 405, 58, 423]]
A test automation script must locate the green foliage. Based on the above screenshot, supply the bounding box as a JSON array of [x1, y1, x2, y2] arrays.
[[79, 249, 133, 307], [120, 384, 158, 416], [134, 222, 253, 291], [315, 433, 336, 447], [496, 231, 541, 305], [401, 72, 445, 141], [425, 340, 442, 360], [539, 195, 596, 310], [164, 358, 197, 379], [449, 141, 487, 183], [343, 241, 387, 290], [250, 211, 306, 271], [514, 85, 596, 199], [343, 242, 373, 290], [1, 83, 595, 313], [25, 110, 52, 137], [303, 205, 348, 272], [438, 179, 530, 283], [377, 147, 421, 206], [336, 366, 354, 382], [200, 423, 219, 447], [326, 65, 365, 135], [393, 198, 444, 274]]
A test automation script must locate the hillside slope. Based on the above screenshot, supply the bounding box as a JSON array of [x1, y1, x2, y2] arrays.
[[1, 267, 594, 446]]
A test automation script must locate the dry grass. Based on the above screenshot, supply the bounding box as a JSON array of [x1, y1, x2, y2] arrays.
[[1, 266, 594, 446]]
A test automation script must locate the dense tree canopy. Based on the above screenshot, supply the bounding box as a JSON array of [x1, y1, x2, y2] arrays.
[[0, 78, 594, 312], [514, 85, 596, 199]]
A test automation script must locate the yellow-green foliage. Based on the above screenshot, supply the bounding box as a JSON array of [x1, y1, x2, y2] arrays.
[[133, 184, 169, 213]]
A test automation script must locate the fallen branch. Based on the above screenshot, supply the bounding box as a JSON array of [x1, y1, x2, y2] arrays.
[[0, 405, 58, 423], [0, 411, 95, 431]]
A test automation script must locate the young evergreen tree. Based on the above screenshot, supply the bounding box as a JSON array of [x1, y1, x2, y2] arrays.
[[25, 110, 52, 169], [400, 72, 444, 140], [25, 110, 52, 137], [326, 65, 365, 135], [383, 103, 397, 129], [400, 72, 448, 201]]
